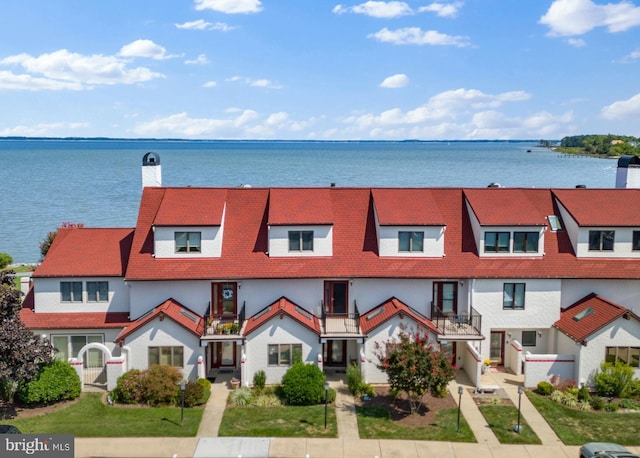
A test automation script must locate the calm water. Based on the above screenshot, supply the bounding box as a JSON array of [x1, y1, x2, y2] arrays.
[[0, 139, 617, 264]]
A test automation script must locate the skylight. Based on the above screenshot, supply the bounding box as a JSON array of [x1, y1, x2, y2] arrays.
[[366, 307, 385, 321], [573, 307, 594, 322], [295, 306, 312, 321], [253, 306, 271, 321], [548, 215, 562, 231], [180, 309, 198, 323]]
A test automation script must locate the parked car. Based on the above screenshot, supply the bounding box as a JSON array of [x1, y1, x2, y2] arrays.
[[0, 425, 21, 434], [580, 442, 640, 458]]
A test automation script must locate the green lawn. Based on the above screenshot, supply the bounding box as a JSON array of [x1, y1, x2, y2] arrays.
[[527, 391, 640, 446], [355, 405, 476, 442], [10, 393, 203, 437], [219, 404, 337, 437], [477, 405, 541, 444]]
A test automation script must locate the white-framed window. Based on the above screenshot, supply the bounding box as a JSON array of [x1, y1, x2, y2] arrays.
[[175, 231, 201, 253], [60, 281, 83, 302], [398, 231, 424, 252], [268, 344, 302, 366], [605, 347, 640, 367], [484, 232, 510, 253], [148, 346, 184, 367], [521, 330, 537, 347], [588, 230, 614, 251], [288, 231, 313, 251], [503, 283, 525, 310], [87, 281, 108, 302], [52, 334, 104, 368], [513, 232, 539, 253]]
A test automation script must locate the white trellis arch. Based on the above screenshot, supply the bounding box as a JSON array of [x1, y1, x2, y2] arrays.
[[70, 342, 126, 391]]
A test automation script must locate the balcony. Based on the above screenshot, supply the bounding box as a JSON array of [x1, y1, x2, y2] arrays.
[[321, 302, 362, 338], [431, 304, 483, 341], [203, 305, 245, 338]]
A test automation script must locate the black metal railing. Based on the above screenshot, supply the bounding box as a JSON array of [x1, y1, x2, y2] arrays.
[[321, 300, 361, 334], [203, 301, 245, 336], [431, 303, 482, 337]]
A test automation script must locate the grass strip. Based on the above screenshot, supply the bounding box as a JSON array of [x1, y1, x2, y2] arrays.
[[477, 404, 541, 444]]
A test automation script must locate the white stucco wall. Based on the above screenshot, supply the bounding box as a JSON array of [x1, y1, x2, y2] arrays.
[[153, 225, 223, 258], [377, 225, 444, 257], [243, 315, 322, 385], [238, 279, 324, 317], [33, 277, 129, 313], [122, 316, 204, 380], [36, 328, 124, 361], [361, 315, 438, 384], [268, 225, 333, 257], [560, 279, 640, 316], [128, 280, 211, 320]]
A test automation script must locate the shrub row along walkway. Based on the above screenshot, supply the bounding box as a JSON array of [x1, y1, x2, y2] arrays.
[[75, 370, 587, 457]]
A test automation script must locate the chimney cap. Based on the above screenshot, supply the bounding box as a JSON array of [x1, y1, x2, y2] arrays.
[[142, 151, 160, 166]]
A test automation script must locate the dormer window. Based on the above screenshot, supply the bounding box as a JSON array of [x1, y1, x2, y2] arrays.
[[399, 231, 424, 252], [633, 231, 640, 251], [288, 230, 313, 251], [588, 230, 614, 251], [175, 231, 201, 253], [513, 232, 539, 253], [484, 232, 510, 253]]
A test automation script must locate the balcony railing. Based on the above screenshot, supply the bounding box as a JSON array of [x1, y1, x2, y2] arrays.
[[431, 304, 483, 339], [203, 302, 245, 337], [321, 300, 361, 335]]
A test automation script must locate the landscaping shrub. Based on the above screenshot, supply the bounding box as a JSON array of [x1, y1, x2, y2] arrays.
[[197, 378, 211, 405], [0, 252, 13, 269], [141, 365, 182, 406], [594, 362, 634, 398], [280, 362, 326, 406], [604, 401, 620, 412], [346, 363, 374, 397], [17, 361, 81, 405], [590, 396, 606, 410], [253, 370, 266, 392], [112, 369, 144, 404], [619, 398, 640, 410], [577, 385, 590, 402], [536, 381, 554, 396], [230, 387, 252, 406], [180, 381, 205, 408], [628, 379, 640, 399]]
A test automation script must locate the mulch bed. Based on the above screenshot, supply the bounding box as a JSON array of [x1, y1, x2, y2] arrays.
[[355, 385, 457, 427], [469, 388, 514, 406]]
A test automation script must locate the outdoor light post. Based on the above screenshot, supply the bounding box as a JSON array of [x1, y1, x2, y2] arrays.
[[514, 385, 524, 433], [457, 386, 463, 432], [180, 380, 186, 426], [324, 381, 329, 429]]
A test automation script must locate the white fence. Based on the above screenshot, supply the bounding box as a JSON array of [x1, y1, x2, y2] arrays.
[[523, 352, 575, 388]]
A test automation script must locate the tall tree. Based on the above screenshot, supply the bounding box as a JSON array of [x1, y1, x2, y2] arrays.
[[375, 331, 455, 414], [0, 270, 53, 400]]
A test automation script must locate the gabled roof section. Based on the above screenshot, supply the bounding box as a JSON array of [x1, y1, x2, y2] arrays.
[[464, 188, 547, 226], [268, 188, 333, 225], [372, 189, 445, 226], [154, 187, 226, 226], [360, 297, 439, 335], [243, 296, 321, 336], [34, 228, 133, 278], [115, 298, 204, 342], [553, 189, 640, 226], [553, 293, 640, 344]]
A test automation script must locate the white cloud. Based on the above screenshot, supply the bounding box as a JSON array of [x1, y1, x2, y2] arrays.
[[368, 27, 470, 47], [226, 76, 283, 89], [0, 70, 84, 91], [379, 73, 409, 88], [119, 39, 180, 60], [175, 19, 235, 31], [0, 49, 164, 87], [185, 54, 210, 65], [202, 80, 217, 88], [418, 2, 464, 18], [619, 48, 640, 63], [0, 121, 90, 136], [540, 0, 640, 37], [194, 0, 262, 14], [601, 93, 640, 119], [567, 38, 586, 47], [334, 1, 413, 18]]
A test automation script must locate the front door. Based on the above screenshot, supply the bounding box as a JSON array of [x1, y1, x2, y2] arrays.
[[212, 282, 237, 316], [433, 282, 457, 315], [210, 342, 236, 368], [490, 331, 505, 365], [440, 341, 457, 367], [326, 340, 346, 366], [324, 281, 348, 314]]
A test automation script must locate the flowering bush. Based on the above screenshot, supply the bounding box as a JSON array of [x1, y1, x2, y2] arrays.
[[483, 359, 491, 366], [112, 369, 144, 404]]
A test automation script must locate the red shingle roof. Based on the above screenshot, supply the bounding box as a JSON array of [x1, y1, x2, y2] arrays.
[[115, 298, 204, 343], [33, 228, 133, 278], [463, 188, 547, 226], [372, 189, 445, 226], [360, 297, 439, 335], [268, 188, 333, 225], [553, 189, 640, 226], [20, 307, 130, 330], [154, 188, 226, 226], [553, 293, 640, 344], [243, 296, 321, 336]]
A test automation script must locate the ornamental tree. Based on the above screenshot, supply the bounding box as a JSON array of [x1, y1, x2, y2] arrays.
[[375, 330, 455, 414], [0, 270, 54, 400]]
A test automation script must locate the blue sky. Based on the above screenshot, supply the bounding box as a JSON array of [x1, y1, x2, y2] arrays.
[[0, 0, 639, 140]]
